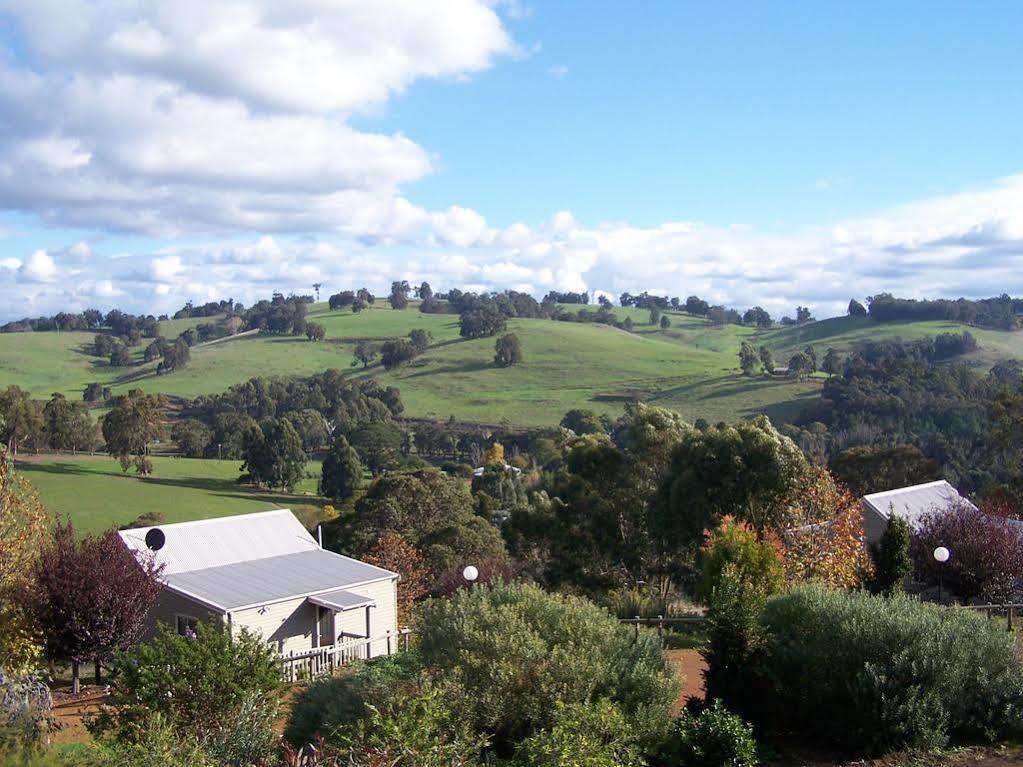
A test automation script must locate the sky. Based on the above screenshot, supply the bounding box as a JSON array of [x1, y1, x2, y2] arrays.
[[0, 0, 1022, 321]]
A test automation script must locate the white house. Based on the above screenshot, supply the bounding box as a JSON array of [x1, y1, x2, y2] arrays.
[[119, 509, 399, 658], [861, 480, 977, 544]]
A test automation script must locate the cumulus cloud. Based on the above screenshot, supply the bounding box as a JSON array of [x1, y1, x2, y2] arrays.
[[4, 174, 1023, 321], [0, 0, 514, 236]]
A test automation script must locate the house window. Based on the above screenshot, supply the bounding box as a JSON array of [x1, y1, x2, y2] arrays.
[[176, 614, 199, 638]]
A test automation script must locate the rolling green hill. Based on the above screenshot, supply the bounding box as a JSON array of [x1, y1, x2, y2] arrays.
[[3, 302, 1022, 428]]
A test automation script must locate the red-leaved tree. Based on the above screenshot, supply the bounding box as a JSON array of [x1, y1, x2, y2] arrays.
[[910, 500, 1023, 603], [33, 521, 163, 692], [362, 533, 430, 626]]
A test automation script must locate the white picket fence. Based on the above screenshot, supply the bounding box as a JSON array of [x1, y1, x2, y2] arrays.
[[279, 629, 411, 683]]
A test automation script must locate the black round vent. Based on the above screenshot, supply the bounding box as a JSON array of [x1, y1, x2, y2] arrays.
[[145, 527, 166, 552]]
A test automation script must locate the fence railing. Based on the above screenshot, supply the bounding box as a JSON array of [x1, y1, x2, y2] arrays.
[[279, 628, 412, 683], [619, 615, 706, 641], [962, 603, 1023, 631]]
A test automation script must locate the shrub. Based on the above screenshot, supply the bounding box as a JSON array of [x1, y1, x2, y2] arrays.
[[416, 582, 679, 749], [514, 699, 644, 767], [285, 653, 422, 749], [330, 679, 487, 767], [77, 715, 216, 767], [661, 700, 758, 767], [696, 516, 785, 603], [0, 670, 52, 753], [752, 585, 1023, 752], [94, 623, 283, 763], [909, 499, 1023, 602]]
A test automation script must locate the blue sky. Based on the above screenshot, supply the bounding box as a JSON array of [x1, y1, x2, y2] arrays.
[[0, 1, 1021, 320]]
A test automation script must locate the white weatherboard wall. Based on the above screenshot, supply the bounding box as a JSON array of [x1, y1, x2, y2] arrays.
[[230, 576, 399, 656], [145, 588, 222, 639]]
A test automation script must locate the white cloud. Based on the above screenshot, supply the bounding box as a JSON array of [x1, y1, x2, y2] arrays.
[[18, 249, 57, 282]]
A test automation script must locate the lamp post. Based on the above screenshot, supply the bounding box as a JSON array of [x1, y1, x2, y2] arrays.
[[933, 546, 950, 602], [462, 565, 479, 588]]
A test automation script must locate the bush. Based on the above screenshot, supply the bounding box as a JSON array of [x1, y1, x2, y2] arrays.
[[752, 585, 1023, 752], [76, 715, 216, 767], [329, 679, 487, 767], [285, 652, 422, 748], [0, 670, 52, 753], [868, 512, 912, 595], [696, 516, 785, 604], [514, 700, 644, 767], [416, 582, 679, 749], [94, 623, 283, 764], [661, 700, 758, 767]]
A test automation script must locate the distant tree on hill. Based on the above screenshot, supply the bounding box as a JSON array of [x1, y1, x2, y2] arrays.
[[803, 345, 818, 372], [738, 341, 759, 375], [796, 306, 814, 324], [559, 408, 612, 435], [319, 434, 364, 503], [143, 337, 167, 362], [157, 338, 190, 374], [351, 297, 367, 313], [352, 340, 378, 368], [649, 306, 661, 325], [848, 298, 867, 317], [415, 281, 433, 301], [821, 347, 843, 375], [43, 393, 95, 452], [241, 417, 307, 490], [0, 386, 44, 455], [101, 390, 163, 475], [33, 520, 163, 693], [660, 315, 671, 329], [742, 306, 773, 327], [758, 346, 775, 373], [83, 382, 107, 403], [408, 328, 432, 353], [622, 317, 634, 332], [305, 322, 325, 341], [459, 306, 507, 339], [787, 351, 814, 381], [170, 419, 213, 458], [494, 333, 523, 368], [389, 280, 410, 310], [329, 290, 355, 311], [109, 344, 132, 367], [356, 287, 375, 305], [350, 421, 404, 475], [685, 295, 710, 316], [380, 338, 418, 369], [829, 445, 941, 496]]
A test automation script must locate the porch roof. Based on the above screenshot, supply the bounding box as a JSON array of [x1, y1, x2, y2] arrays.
[[308, 588, 377, 612]]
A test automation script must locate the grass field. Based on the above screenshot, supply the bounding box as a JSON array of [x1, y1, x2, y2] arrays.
[[15, 454, 322, 535], [3, 303, 1022, 427]]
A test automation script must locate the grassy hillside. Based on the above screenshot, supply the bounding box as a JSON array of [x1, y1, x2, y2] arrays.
[[16, 454, 321, 535], [2, 303, 1021, 427]]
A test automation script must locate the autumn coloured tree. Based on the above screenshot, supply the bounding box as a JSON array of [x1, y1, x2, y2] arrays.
[[696, 516, 786, 603], [784, 467, 872, 589], [33, 521, 163, 692], [362, 533, 430, 625], [0, 451, 47, 673]]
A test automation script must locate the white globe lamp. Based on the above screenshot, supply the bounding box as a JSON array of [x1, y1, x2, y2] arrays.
[[462, 565, 479, 584]]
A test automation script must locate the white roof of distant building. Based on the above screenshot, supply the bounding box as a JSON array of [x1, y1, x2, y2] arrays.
[[473, 463, 522, 477], [119, 509, 396, 612], [862, 480, 976, 527]]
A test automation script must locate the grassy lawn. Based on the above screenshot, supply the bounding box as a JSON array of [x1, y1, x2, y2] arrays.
[[15, 454, 323, 535], [2, 303, 1021, 428]]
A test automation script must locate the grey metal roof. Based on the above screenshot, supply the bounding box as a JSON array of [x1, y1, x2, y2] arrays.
[[308, 588, 377, 611], [862, 480, 976, 527], [164, 548, 396, 611], [119, 509, 319, 575]]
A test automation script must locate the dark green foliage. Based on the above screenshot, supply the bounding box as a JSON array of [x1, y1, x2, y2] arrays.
[[388, 280, 410, 310], [471, 464, 527, 520], [329, 290, 355, 310], [868, 513, 912, 595], [559, 408, 611, 435], [867, 292, 1021, 330], [660, 315, 671, 329], [305, 321, 325, 341], [319, 435, 363, 503], [459, 306, 507, 338], [241, 417, 307, 490], [342, 469, 507, 576], [738, 341, 757, 375], [848, 298, 867, 316], [109, 344, 131, 367], [751, 586, 1023, 753], [829, 444, 941, 496], [758, 346, 774, 373], [170, 419, 212, 458], [94, 623, 283, 765], [42, 393, 95, 451], [416, 582, 679, 750], [493, 333, 522, 367], [408, 328, 432, 353], [661, 700, 758, 767], [352, 340, 378, 368], [285, 653, 422, 748], [350, 421, 404, 474], [787, 351, 812, 379], [380, 338, 419, 369]]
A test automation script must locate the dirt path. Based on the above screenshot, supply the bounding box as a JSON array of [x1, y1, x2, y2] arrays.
[[665, 648, 706, 714]]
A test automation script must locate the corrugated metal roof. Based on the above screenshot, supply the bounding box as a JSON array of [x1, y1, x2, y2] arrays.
[[118, 509, 319, 575], [863, 480, 977, 527], [308, 588, 377, 611], [165, 549, 395, 611]]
